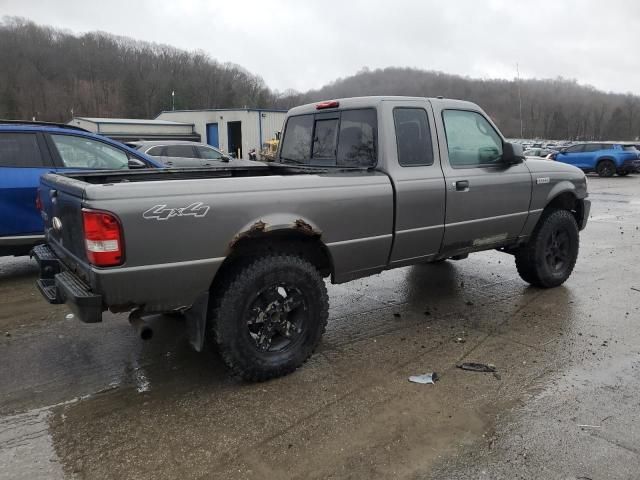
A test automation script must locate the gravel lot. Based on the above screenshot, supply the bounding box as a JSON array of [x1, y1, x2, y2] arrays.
[[1, 174, 639, 480]]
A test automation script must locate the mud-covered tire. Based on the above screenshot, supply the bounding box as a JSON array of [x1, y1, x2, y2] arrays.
[[515, 209, 579, 288], [208, 254, 328, 381], [596, 160, 615, 177]]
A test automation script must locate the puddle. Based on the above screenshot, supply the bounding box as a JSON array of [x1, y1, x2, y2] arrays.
[[0, 405, 67, 480]]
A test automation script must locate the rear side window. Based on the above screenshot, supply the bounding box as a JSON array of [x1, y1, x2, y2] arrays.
[[0, 133, 45, 167], [393, 108, 433, 166], [280, 109, 377, 167], [623, 145, 638, 151], [164, 145, 197, 158]]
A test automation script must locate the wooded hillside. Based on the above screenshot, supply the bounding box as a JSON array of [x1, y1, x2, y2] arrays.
[[1, 18, 639, 140]]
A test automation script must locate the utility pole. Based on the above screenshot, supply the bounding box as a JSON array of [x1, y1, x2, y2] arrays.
[[171, 90, 175, 111], [516, 63, 524, 139]]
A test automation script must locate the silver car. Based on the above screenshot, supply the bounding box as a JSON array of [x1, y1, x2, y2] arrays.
[[127, 140, 233, 168]]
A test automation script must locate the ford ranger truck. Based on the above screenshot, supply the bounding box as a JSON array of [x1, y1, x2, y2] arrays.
[[33, 96, 591, 381]]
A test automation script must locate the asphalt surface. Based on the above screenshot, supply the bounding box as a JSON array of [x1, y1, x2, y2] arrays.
[[1, 174, 639, 480]]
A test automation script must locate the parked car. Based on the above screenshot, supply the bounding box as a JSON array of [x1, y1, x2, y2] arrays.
[[0, 121, 163, 256], [551, 143, 640, 177], [524, 148, 557, 159], [34, 96, 590, 381], [127, 140, 233, 167]]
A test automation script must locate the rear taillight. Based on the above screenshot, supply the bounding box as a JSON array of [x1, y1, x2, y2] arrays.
[[82, 209, 124, 267], [35, 190, 42, 211]]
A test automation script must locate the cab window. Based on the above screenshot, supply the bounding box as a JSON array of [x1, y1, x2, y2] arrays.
[[50, 134, 129, 169], [442, 110, 503, 167], [280, 109, 377, 167]]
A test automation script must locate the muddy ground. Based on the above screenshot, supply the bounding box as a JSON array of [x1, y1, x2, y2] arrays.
[[1, 175, 639, 480]]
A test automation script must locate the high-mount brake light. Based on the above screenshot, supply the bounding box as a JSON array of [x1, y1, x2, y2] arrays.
[[316, 100, 340, 110], [82, 209, 124, 267]]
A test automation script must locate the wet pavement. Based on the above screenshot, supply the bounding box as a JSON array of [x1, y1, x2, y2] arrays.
[[1, 175, 639, 479]]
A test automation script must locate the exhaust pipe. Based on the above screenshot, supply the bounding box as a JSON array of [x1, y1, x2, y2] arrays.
[[129, 310, 153, 340]]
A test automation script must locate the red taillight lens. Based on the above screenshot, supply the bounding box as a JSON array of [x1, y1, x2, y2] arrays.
[[82, 209, 124, 267], [35, 190, 42, 211], [316, 100, 339, 110]]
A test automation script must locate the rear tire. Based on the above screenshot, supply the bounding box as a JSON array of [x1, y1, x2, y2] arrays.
[[596, 160, 615, 177], [515, 209, 579, 288], [208, 254, 328, 381]]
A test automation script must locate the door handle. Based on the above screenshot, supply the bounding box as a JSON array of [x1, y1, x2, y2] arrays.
[[455, 180, 470, 191]]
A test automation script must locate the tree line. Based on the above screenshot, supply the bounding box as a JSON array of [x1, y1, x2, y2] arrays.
[[1, 17, 639, 141]]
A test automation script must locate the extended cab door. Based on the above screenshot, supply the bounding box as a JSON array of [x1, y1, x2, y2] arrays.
[[0, 131, 54, 237], [382, 100, 446, 266], [433, 106, 531, 253]]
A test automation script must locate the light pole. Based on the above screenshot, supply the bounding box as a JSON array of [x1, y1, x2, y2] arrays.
[[516, 63, 524, 139], [171, 90, 175, 111]]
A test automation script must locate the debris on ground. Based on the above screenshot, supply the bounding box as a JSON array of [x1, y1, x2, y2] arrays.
[[456, 362, 496, 373], [4, 331, 10, 337], [408, 372, 439, 384], [578, 424, 601, 429], [454, 337, 466, 344]]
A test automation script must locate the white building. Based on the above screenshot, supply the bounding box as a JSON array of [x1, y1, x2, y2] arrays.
[[155, 109, 287, 159], [68, 117, 199, 142]]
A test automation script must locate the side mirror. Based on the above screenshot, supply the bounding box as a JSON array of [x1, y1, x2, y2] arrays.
[[128, 158, 147, 169], [502, 142, 525, 165], [221, 155, 231, 163]]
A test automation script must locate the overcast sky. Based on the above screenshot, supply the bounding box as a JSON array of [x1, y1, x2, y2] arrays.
[[2, 0, 640, 95]]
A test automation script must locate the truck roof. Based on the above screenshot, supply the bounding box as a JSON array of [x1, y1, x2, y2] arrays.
[[287, 96, 479, 116]]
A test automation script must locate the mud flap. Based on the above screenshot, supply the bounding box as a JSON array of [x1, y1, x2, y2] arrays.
[[184, 292, 210, 352]]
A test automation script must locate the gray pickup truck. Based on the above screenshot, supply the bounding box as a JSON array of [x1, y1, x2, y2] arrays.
[[34, 96, 590, 381]]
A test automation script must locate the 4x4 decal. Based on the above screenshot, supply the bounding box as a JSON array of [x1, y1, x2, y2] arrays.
[[143, 202, 210, 221]]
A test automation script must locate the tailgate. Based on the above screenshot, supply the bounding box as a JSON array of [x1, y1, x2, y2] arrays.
[[39, 173, 90, 273]]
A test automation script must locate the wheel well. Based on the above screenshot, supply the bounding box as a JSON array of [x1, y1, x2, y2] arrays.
[[596, 157, 615, 167], [212, 231, 334, 291], [544, 192, 583, 225]]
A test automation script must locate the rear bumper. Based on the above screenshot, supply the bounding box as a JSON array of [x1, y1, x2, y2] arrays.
[[32, 244, 103, 323], [621, 159, 640, 172]]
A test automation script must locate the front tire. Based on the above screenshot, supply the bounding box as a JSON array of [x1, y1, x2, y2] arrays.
[[515, 209, 579, 288], [596, 160, 615, 177], [209, 254, 328, 381]]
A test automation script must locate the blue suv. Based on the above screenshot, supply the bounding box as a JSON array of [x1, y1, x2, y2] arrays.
[[552, 143, 640, 177], [0, 121, 163, 256]]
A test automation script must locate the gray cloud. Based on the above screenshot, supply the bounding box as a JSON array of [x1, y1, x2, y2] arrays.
[[2, 0, 639, 94]]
